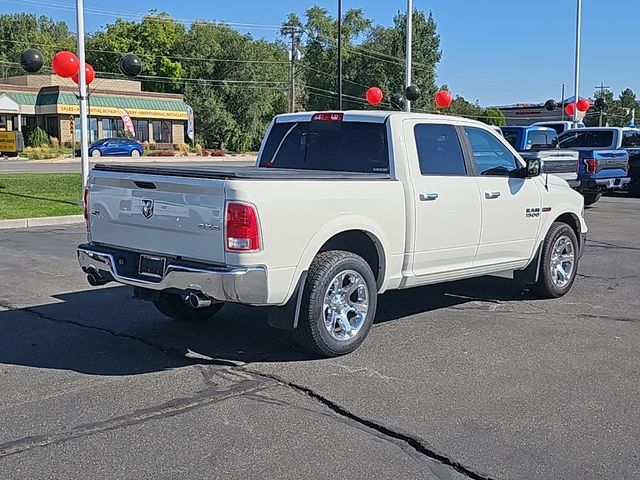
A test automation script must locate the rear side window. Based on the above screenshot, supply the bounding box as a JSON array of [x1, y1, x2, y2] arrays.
[[414, 124, 466, 175], [622, 131, 640, 148], [558, 130, 614, 148], [259, 121, 389, 173], [501, 129, 520, 149]]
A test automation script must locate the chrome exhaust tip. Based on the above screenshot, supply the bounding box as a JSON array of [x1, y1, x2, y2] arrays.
[[87, 271, 111, 287], [187, 292, 212, 309]]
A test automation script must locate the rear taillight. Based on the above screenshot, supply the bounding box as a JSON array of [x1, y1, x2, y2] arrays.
[[225, 201, 260, 252], [585, 158, 597, 174], [83, 187, 90, 229]]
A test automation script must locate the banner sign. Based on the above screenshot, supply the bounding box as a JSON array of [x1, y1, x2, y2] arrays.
[[119, 109, 136, 137], [186, 105, 194, 141]]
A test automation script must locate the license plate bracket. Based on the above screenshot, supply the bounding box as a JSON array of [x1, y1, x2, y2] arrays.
[[138, 254, 166, 279]]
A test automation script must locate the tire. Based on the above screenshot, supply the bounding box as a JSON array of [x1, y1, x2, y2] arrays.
[[131, 149, 141, 157], [629, 174, 640, 197], [152, 293, 224, 322], [583, 192, 601, 206], [533, 222, 579, 298], [292, 251, 378, 357], [91, 149, 101, 158]]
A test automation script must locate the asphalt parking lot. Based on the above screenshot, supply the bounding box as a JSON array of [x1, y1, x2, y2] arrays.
[[0, 195, 638, 480]]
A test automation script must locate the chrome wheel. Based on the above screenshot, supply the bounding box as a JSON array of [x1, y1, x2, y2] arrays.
[[323, 270, 369, 342], [131, 149, 141, 157], [550, 235, 575, 288]]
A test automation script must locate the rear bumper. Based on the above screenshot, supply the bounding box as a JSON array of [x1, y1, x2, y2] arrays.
[[579, 177, 630, 191], [77, 244, 268, 305]]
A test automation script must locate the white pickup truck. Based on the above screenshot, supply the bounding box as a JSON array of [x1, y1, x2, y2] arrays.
[[78, 111, 587, 356]]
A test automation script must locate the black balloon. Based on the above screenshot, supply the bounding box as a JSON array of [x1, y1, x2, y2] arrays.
[[119, 54, 142, 77], [19, 49, 44, 73], [594, 98, 606, 111], [544, 99, 558, 111], [405, 85, 420, 101], [390, 94, 407, 111]]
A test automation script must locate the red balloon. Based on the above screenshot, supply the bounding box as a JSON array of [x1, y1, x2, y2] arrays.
[[365, 87, 383, 105], [51, 51, 80, 78], [435, 90, 453, 108], [565, 103, 576, 116], [72, 63, 95, 85], [576, 98, 591, 112]]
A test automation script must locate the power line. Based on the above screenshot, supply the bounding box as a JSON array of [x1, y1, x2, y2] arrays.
[[1, 0, 297, 31]]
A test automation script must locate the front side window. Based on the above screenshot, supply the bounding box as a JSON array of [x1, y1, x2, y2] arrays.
[[414, 124, 466, 175], [464, 127, 519, 176]]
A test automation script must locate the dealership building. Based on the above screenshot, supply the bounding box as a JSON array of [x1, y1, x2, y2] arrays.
[[0, 74, 191, 146]]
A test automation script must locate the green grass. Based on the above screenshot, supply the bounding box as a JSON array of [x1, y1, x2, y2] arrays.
[[0, 174, 83, 219]]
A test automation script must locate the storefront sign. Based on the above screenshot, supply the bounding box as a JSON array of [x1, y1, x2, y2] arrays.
[[57, 104, 188, 120], [0, 131, 17, 152]]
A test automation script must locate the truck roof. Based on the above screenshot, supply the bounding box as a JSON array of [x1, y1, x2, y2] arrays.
[[501, 125, 556, 133], [275, 110, 490, 128]]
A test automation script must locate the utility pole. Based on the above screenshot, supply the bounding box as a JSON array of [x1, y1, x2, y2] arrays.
[[572, 0, 582, 125], [595, 82, 610, 127], [75, 0, 89, 188], [337, 0, 342, 110], [561, 83, 565, 121], [288, 28, 298, 113], [405, 0, 413, 112]]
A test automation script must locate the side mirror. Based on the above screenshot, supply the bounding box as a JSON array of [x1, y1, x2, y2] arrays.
[[525, 157, 541, 178]]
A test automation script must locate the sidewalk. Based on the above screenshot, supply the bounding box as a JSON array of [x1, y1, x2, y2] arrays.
[[0, 215, 84, 230]]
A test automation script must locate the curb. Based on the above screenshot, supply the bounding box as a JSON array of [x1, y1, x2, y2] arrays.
[[0, 215, 84, 230]]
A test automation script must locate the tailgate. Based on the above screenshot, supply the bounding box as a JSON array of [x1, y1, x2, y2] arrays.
[[524, 150, 579, 175], [88, 169, 226, 264], [581, 150, 629, 178]]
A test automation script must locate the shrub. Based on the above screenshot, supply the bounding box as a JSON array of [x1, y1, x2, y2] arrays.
[[22, 147, 58, 160], [176, 143, 190, 156], [49, 136, 60, 148], [26, 127, 49, 148], [153, 150, 176, 157], [210, 148, 225, 157]]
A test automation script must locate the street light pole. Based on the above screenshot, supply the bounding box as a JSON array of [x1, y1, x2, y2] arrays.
[[405, 0, 413, 112], [572, 0, 582, 125], [337, 0, 342, 110], [75, 0, 90, 188]]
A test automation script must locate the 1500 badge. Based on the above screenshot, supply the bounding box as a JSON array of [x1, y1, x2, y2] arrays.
[[526, 207, 541, 218]]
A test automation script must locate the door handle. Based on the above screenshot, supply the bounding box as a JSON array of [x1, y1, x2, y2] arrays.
[[485, 191, 501, 199], [419, 193, 439, 201]]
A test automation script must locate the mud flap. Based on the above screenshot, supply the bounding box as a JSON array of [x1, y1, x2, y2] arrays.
[[267, 271, 307, 330], [513, 244, 542, 284]]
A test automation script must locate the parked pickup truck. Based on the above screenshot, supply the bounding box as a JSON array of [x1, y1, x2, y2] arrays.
[[78, 111, 587, 357], [500, 126, 580, 187], [532, 121, 585, 135], [558, 127, 631, 205]]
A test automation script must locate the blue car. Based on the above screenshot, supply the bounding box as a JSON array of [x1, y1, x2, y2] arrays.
[[76, 137, 144, 158]]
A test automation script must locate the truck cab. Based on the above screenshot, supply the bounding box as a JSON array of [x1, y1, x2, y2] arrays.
[[500, 126, 579, 188], [533, 121, 585, 135]]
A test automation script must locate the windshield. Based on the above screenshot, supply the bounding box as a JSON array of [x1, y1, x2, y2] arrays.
[[558, 130, 614, 148], [259, 120, 389, 173]]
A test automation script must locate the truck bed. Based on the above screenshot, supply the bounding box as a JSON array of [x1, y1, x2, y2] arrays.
[[93, 164, 392, 181]]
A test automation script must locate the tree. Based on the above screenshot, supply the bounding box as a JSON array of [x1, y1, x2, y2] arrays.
[[0, 13, 75, 77], [585, 88, 638, 127], [480, 107, 506, 126]]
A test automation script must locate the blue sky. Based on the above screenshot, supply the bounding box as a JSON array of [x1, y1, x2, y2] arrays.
[[4, 0, 638, 105]]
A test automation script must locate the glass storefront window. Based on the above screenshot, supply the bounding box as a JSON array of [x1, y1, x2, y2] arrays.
[[152, 120, 172, 143], [134, 120, 149, 142], [102, 118, 124, 138], [74, 117, 98, 143]]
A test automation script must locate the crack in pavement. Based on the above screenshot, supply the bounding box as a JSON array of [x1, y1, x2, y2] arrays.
[[586, 240, 640, 252], [0, 368, 276, 459], [242, 369, 495, 480], [1, 301, 492, 479]]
